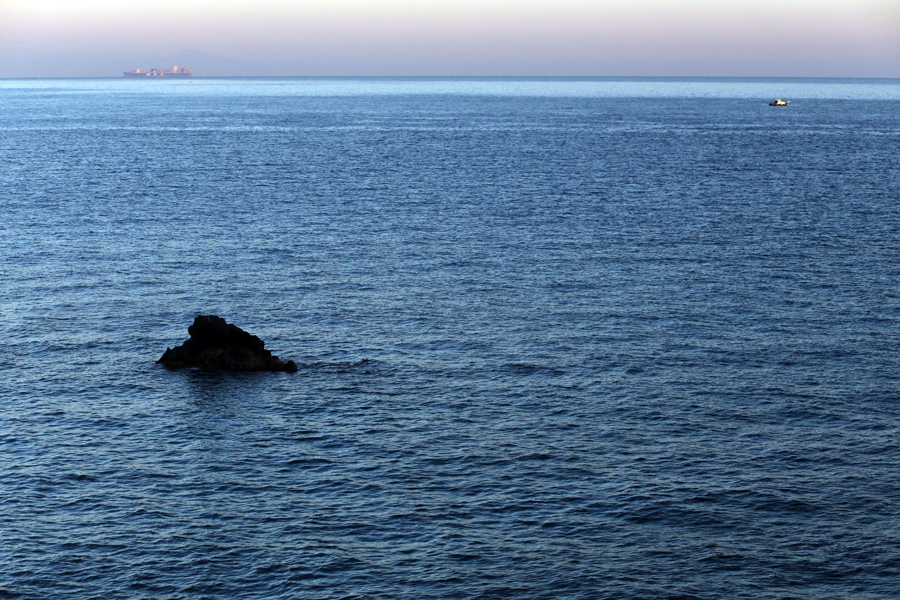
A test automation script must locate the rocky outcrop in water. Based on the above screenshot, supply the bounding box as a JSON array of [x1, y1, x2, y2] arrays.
[[158, 315, 297, 372]]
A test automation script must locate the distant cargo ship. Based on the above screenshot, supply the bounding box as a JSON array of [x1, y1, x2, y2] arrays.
[[123, 65, 192, 78]]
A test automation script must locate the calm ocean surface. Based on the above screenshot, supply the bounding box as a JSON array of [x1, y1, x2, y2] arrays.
[[2, 77, 900, 599]]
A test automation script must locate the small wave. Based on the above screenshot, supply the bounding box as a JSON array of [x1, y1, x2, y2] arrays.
[[296, 358, 379, 374], [500, 363, 566, 376], [286, 457, 331, 466]]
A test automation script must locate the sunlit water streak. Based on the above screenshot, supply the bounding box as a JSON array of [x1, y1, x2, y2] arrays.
[[2, 78, 899, 599]]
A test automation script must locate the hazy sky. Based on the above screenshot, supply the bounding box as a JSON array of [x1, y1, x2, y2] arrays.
[[1, 0, 898, 77]]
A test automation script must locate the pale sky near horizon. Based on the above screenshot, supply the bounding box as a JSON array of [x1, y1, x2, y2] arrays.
[[1, 0, 898, 77]]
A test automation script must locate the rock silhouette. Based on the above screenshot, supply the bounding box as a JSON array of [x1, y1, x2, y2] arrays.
[[159, 315, 297, 372]]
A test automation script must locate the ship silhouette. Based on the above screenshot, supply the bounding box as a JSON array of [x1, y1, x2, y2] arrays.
[[123, 65, 192, 78]]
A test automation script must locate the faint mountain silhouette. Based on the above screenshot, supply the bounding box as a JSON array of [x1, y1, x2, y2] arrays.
[[0, 49, 253, 78], [166, 49, 252, 77]]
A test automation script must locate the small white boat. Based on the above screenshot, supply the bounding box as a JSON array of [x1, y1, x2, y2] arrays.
[[769, 99, 790, 106]]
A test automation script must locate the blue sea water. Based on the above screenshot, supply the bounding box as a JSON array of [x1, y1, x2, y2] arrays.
[[2, 77, 900, 599]]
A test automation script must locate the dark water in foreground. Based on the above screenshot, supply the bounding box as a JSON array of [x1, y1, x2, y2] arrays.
[[2, 78, 900, 599]]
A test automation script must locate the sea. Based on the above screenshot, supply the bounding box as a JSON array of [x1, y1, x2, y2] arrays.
[[2, 77, 900, 599]]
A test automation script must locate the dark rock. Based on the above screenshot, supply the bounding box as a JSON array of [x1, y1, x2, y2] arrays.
[[159, 315, 297, 372]]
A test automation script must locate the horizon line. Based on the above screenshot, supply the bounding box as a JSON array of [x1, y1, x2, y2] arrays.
[[4, 74, 900, 81]]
